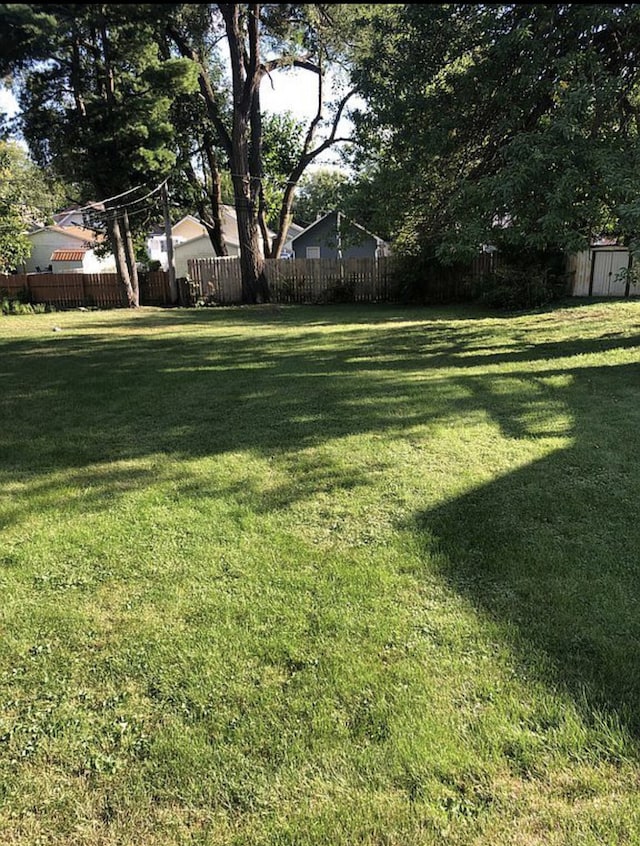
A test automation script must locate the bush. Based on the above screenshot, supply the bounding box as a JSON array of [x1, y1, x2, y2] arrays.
[[323, 276, 356, 303], [474, 262, 570, 311], [1, 285, 48, 315], [391, 251, 474, 304], [1, 297, 47, 315]]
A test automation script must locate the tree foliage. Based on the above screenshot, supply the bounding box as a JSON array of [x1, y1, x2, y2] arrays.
[[0, 139, 67, 273], [293, 167, 350, 228], [349, 4, 640, 261], [0, 142, 31, 272], [0, 3, 198, 303], [260, 111, 304, 229]]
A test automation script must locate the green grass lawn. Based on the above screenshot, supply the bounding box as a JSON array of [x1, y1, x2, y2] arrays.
[[2, 299, 640, 845]]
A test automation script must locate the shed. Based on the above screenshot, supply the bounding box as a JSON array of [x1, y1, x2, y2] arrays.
[[568, 245, 632, 297]]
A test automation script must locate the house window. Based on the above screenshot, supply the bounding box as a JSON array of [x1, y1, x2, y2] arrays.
[[306, 246, 321, 259], [159, 238, 167, 253]]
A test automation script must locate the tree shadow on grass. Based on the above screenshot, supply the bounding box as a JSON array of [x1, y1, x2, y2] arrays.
[[1, 311, 499, 476], [411, 358, 640, 739], [2, 304, 640, 510], [4, 305, 640, 743]]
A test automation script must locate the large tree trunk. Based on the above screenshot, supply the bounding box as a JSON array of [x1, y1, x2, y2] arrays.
[[231, 164, 268, 303], [121, 208, 140, 306], [169, 5, 268, 301], [221, 3, 269, 303], [106, 211, 137, 307]]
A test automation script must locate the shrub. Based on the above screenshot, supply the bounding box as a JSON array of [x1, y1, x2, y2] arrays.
[[473, 253, 570, 311], [324, 276, 356, 303], [391, 251, 474, 304], [2, 297, 45, 315]]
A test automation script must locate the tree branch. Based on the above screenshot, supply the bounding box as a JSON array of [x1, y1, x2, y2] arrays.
[[165, 21, 233, 160]]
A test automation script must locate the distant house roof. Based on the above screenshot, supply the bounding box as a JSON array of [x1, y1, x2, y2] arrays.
[[148, 211, 231, 240], [52, 208, 84, 226], [29, 224, 101, 245], [51, 248, 88, 261], [173, 214, 207, 227], [291, 211, 388, 247], [174, 231, 240, 252]]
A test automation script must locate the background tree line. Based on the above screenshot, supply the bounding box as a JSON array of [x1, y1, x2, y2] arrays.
[[2, 4, 639, 307]]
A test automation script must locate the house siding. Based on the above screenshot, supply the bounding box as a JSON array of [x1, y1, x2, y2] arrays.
[[25, 231, 82, 273], [292, 212, 383, 260], [25, 227, 115, 274], [174, 234, 240, 279], [171, 217, 209, 241]]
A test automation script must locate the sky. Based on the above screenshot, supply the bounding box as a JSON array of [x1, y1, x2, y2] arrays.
[[261, 67, 320, 122], [0, 86, 18, 119], [1, 72, 328, 119], [259, 66, 356, 170]]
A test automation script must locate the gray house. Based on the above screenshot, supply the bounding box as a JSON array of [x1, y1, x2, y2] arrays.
[[291, 211, 390, 260]]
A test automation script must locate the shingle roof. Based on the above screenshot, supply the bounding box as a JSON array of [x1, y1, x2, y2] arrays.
[[50, 249, 88, 261], [29, 225, 101, 244]]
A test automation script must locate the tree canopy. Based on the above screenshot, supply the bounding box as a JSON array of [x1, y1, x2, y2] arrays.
[[0, 139, 67, 273], [1, 3, 363, 302], [293, 167, 350, 229], [349, 4, 640, 261], [0, 3, 198, 303]]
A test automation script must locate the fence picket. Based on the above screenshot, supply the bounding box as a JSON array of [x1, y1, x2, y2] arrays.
[[187, 256, 406, 305], [1, 271, 172, 309], [2, 253, 499, 310]]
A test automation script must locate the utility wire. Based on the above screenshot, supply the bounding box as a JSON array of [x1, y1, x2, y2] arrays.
[[76, 184, 144, 212], [83, 178, 169, 216]]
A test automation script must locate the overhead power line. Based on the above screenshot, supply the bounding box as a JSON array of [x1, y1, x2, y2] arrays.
[[76, 184, 144, 212], [82, 178, 169, 217]]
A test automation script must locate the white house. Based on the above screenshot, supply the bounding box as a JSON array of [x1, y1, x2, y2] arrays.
[[174, 232, 240, 278], [172, 208, 242, 277], [171, 206, 296, 278], [23, 224, 116, 274], [146, 215, 211, 269]]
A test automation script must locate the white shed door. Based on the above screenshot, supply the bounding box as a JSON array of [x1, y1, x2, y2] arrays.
[[592, 250, 629, 296]]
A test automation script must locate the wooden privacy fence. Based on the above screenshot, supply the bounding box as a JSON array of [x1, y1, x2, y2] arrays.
[[188, 256, 402, 305], [2, 254, 499, 309], [188, 253, 498, 305], [0, 270, 173, 309]]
